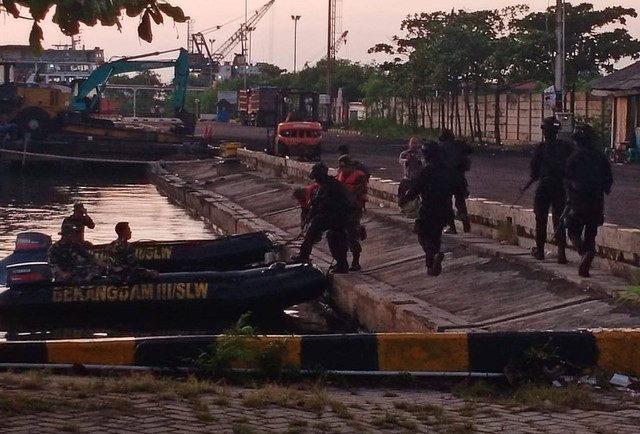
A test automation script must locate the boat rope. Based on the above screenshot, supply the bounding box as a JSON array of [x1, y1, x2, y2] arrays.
[[0, 148, 208, 165]]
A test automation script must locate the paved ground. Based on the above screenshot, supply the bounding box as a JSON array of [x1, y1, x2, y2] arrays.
[[205, 122, 640, 229], [2, 373, 639, 433]]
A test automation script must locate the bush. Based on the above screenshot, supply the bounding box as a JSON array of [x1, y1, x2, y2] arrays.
[[352, 117, 432, 140]]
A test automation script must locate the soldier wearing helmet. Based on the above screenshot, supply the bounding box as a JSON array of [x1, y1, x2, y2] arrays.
[[337, 154, 369, 271], [437, 129, 473, 234], [564, 123, 613, 277], [48, 222, 106, 283], [292, 162, 353, 273], [398, 141, 454, 276], [523, 116, 574, 263]]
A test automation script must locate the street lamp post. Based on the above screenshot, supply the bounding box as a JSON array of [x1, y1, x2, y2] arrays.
[[291, 15, 301, 73]]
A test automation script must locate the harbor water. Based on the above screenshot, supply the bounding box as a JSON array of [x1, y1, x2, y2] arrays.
[[0, 169, 353, 340]]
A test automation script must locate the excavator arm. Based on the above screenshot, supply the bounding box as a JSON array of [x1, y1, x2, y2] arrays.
[[71, 48, 189, 116]]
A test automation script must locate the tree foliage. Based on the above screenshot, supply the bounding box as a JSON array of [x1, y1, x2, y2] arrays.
[[0, 0, 188, 53], [366, 2, 640, 139]]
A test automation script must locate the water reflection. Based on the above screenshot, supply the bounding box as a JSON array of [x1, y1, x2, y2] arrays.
[[0, 170, 354, 340]]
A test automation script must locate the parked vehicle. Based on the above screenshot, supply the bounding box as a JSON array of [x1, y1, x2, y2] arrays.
[[237, 86, 278, 127], [0, 48, 195, 139], [0, 64, 70, 139]]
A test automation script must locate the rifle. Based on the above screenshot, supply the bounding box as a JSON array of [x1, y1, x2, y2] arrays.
[[511, 178, 535, 208], [550, 205, 570, 243]]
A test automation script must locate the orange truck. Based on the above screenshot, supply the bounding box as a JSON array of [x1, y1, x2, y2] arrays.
[[271, 120, 322, 160]]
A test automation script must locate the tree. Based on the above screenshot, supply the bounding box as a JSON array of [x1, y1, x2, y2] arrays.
[[0, 0, 187, 53], [512, 2, 640, 106], [368, 2, 640, 144]]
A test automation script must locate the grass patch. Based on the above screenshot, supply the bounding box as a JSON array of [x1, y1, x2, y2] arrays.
[[496, 220, 518, 245], [0, 390, 62, 415], [191, 397, 216, 422], [455, 379, 605, 412], [620, 284, 640, 305], [372, 411, 418, 430]]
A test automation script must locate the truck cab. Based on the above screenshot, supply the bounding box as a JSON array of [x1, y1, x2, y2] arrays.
[[266, 89, 323, 160], [272, 121, 322, 160]]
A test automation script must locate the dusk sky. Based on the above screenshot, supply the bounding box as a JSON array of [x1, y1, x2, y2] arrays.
[[1, 0, 639, 76]]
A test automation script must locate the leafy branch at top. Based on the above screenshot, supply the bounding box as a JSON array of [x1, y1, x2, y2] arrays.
[[1, 0, 188, 53]]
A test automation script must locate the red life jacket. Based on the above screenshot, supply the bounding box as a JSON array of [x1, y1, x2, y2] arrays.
[[296, 182, 319, 211], [337, 168, 368, 208]]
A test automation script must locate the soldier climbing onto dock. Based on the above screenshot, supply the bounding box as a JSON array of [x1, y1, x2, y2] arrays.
[[292, 162, 353, 274]]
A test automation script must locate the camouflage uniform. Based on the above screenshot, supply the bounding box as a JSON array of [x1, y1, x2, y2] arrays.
[[106, 239, 155, 282], [48, 240, 103, 284]]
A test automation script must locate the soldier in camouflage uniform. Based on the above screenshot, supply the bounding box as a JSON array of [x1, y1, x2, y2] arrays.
[[48, 223, 106, 284], [106, 222, 158, 282]]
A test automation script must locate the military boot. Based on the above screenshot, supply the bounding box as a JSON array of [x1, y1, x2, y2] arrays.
[[349, 252, 362, 272], [429, 252, 445, 276], [444, 225, 458, 235], [533, 235, 545, 260], [531, 245, 545, 260], [569, 235, 584, 255], [578, 251, 595, 277], [461, 215, 471, 233], [557, 246, 568, 265]]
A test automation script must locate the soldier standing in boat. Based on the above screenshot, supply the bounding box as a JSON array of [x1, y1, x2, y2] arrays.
[[48, 222, 106, 284], [106, 222, 159, 282], [62, 203, 95, 245]]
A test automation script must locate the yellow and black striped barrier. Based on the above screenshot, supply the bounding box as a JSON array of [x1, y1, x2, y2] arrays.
[[0, 331, 638, 377]]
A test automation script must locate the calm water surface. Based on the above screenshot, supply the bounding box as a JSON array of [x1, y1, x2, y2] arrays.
[[0, 169, 351, 340]]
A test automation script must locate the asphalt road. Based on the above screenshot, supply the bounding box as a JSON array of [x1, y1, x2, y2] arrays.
[[208, 122, 639, 229]]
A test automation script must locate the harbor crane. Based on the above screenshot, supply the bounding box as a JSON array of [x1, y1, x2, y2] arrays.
[[190, 0, 275, 64]]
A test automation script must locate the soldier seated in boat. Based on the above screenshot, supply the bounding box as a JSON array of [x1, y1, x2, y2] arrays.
[[62, 203, 95, 246], [106, 222, 159, 282], [48, 223, 107, 284]]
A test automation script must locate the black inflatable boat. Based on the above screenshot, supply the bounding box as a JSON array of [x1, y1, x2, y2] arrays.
[[0, 261, 326, 323], [0, 231, 277, 285]]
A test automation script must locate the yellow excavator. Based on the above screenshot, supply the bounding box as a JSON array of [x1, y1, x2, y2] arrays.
[[0, 48, 194, 140], [0, 63, 70, 139]]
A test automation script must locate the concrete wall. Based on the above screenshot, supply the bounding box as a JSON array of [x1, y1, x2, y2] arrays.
[[238, 149, 640, 283], [2, 329, 638, 377]]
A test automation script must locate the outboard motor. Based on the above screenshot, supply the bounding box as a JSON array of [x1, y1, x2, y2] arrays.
[[6, 262, 52, 289], [0, 232, 52, 285], [15, 232, 52, 252]]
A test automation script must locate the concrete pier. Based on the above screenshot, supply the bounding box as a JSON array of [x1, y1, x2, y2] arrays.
[[151, 156, 640, 334]]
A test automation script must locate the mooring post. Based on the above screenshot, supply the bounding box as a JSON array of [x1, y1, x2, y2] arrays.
[[21, 132, 30, 171]]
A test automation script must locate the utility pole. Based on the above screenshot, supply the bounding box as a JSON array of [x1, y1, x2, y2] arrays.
[[554, 0, 564, 113], [326, 0, 333, 126], [291, 15, 301, 73], [243, 0, 248, 89]]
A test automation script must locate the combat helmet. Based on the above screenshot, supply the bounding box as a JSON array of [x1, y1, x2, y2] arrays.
[[541, 116, 561, 135], [572, 123, 595, 147], [421, 141, 440, 162], [309, 162, 329, 180]]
